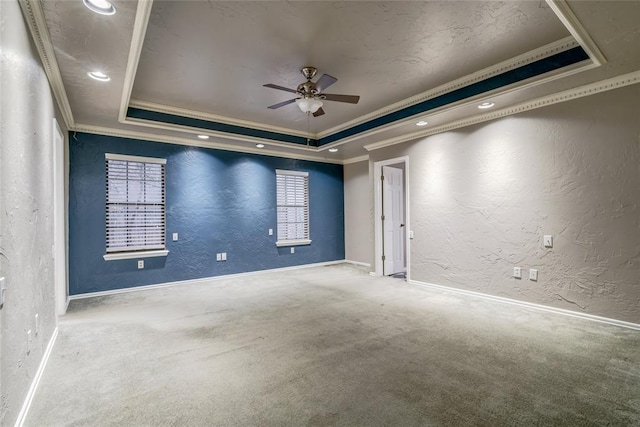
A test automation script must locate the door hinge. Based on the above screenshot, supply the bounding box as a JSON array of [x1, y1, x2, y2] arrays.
[[382, 255, 386, 261], [380, 175, 384, 181], [381, 215, 385, 221]]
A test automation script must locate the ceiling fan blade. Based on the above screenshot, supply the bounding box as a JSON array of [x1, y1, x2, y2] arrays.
[[323, 94, 360, 104], [268, 98, 297, 109], [263, 83, 298, 94], [312, 107, 325, 117], [315, 74, 337, 92]]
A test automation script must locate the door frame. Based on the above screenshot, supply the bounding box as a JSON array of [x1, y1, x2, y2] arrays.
[[373, 156, 410, 278], [53, 118, 68, 315]]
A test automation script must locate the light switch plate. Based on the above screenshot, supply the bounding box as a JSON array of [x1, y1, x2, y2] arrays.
[[216, 253, 222, 261], [529, 269, 538, 281], [409, 230, 414, 239], [268, 229, 273, 236], [513, 267, 522, 279], [291, 247, 295, 254], [544, 235, 553, 248], [221, 252, 227, 261], [172, 232, 178, 241]]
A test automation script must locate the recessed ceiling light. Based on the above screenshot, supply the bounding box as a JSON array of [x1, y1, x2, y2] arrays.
[[328, 148, 338, 153], [197, 135, 209, 140], [416, 120, 429, 126], [478, 102, 495, 109], [256, 143, 265, 148], [87, 71, 110, 82], [83, 0, 116, 15]]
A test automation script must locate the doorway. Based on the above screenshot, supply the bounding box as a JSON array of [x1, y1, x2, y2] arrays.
[[374, 156, 409, 278]]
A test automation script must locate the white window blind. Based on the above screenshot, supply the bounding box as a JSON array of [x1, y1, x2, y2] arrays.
[[276, 170, 310, 246], [106, 154, 166, 253]]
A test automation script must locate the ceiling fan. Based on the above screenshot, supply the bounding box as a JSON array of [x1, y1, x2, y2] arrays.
[[263, 67, 360, 117]]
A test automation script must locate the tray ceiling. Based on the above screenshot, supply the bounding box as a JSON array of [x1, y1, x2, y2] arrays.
[[26, 0, 640, 162]]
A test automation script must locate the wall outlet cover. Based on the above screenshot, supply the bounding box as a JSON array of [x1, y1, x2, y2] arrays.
[[529, 269, 538, 281], [513, 267, 522, 279], [137, 260, 144, 269], [172, 232, 178, 241], [291, 247, 295, 254], [0, 277, 5, 309]]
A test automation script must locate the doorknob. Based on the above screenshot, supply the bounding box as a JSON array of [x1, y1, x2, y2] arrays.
[[400, 224, 405, 227]]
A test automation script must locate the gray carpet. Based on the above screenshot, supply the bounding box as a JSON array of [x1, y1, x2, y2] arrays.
[[26, 264, 640, 426]]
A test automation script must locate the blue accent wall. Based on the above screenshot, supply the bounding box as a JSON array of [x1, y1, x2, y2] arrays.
[[69, 132, 345, 295]]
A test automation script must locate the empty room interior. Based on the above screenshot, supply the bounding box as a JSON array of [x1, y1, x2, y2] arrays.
[[2, 0, 640, 425]]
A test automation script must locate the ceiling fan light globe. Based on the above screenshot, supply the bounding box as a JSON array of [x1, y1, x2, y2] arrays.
[[296, 98, 323, 114]]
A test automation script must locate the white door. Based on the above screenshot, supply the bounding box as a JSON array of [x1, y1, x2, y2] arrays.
[[382, 166, 405, 275], [53, 119, 67, 315]]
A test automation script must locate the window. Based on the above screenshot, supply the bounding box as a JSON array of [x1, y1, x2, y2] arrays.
[[276, 169, 311, 247], [105, 153, 166, 258]]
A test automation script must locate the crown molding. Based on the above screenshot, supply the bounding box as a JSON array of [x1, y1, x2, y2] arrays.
[[18, 0, 75, 129], [318, 58, 595, 149], [121, 116, 319, 152], [73, 124, 343, 165], [118, 0, 154, 122], [343, 155, 369, 165], [364, 69, 640, 152], [546, 0, 606, 66], [129, 100, 312, 139], [316, 36, 581, 139]]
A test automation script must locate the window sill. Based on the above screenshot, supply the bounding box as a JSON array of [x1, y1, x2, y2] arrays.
[[276, 239, 312, 247], [103, 250, 169, 261]]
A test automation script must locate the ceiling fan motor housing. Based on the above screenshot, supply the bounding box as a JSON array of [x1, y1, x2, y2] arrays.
[[297, 81, 319, 96]]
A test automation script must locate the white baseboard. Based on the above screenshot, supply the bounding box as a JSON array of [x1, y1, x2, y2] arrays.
[[14, 327, 59, 427], [69, 260, 347, 300], [345, 260, 371, 268], [409, 279, 640, 331]]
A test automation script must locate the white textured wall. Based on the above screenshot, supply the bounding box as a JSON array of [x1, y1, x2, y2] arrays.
[[344, 161, 373, 265], [364, 85, 640, 323], [0, 1, 62, 423]]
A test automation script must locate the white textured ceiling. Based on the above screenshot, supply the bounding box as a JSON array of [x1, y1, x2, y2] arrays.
[[36, 0, 640, 162]]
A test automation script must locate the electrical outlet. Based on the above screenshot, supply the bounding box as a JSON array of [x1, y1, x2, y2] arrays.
[[529, 269, 538, 281], [544, 235, 553, 248], [268, 229, 273, 236], [137, 260, 144, 269], [513, 267, 522, 279], [0, 277, 5, 309], [221, 252, 227, 261], [291, 247, 295, 254], [216, 253, 222, 261]]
